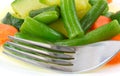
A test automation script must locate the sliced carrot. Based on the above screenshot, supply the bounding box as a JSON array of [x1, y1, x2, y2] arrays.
[[112, 34, 120, 40], [107, 0, 112, 3], [107, 52, 120, 65], [0, 24, 18, 45], [106, 34, 120, 65], [91, 15, 111, 30], [105, 34, 120, 65]]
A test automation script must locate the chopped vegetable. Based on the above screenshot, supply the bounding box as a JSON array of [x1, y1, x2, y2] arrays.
[[107, 52, 120, 65], [29, 5, 60, 17], [0, 24, 18, 45], [74, 0, 91, 19], [39, 0, 60, 6], [112, 34, 120, 40], [80, 0, 108, 32], [55, 20, 120, 46], [107, 0, 112, 3], [89, 0, 112, 5], [39, 0, 91, 19], [11, 0, 48, 18], [111, 11, 120, 24], [89, 0, 109, 16], [88, 0, 97, 6], [102, 5, 109, 15], [20, 17, 64, 42], [103, 12, 114, 17], [2, 12, 24, 30], [15, 32, 50, 43], [60, 0, 84, 39], [34, 11, 59, 24], [49, 19, 68, 37], [91, 16, 111, 30]]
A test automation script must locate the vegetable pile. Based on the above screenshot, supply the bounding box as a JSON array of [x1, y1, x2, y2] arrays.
[[1, 0, 120, 65], [2, 0, 120, 46]]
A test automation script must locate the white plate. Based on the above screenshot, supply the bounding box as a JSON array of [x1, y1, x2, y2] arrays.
[[0, 0, 120, 76]]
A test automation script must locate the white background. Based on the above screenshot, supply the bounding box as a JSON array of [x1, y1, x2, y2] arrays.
[[0, 0, 120, 76]]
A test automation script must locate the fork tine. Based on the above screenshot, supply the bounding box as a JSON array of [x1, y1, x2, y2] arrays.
[[5, 41, 74, 60], [8, 36, 75, 53], [3, 50, 73, 72], [4, 45, 73, 66]]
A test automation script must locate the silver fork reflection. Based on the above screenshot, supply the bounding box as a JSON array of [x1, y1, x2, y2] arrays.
[[3, 36, 120, 73]]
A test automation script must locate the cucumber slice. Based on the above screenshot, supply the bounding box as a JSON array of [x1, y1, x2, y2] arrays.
[[11, 0, 48, 18]]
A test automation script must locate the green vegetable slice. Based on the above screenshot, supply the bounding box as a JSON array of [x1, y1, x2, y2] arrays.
[[81, 0, 108, 32], [34, 11, 59, 24], [39, 0, 91, 19], [20, 17, 64, 42], [55, 20, 120, 46], [29, 5, 60, 17], [11, 0, 48, 18], [15, 32, 51, 43], [60, 0, 84, 39], [89, 0, 109, 16], [2, 12, 24, 30], [111, 11, 120, 24]]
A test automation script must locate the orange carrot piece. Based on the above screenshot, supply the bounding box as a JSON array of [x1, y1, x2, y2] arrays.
[[107, 52, 120, 65], [0, 24, 18, 45], [107, 0, 112, 3], [112, 34, 120, 40], [106, 34, 120, 65], [91, 16, 111, 30]]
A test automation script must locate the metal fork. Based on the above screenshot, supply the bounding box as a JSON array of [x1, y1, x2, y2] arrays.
[[3, 36, 120, 73]]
